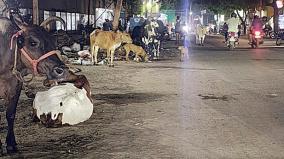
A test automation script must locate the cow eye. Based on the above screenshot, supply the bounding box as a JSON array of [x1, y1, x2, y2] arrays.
[[29, 40, 38, 47]]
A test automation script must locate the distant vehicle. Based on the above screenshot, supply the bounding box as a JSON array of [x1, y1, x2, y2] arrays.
[[263, 24, 276, 39], [227, 32, 238, 50], [251, 29, 264, 48]]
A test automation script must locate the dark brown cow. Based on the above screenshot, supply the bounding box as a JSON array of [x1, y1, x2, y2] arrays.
[[0, 14, 85, 154]]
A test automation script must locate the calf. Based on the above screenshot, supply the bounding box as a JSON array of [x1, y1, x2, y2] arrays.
[[90, 29, 132, 67], [123, 43, 149, 62]]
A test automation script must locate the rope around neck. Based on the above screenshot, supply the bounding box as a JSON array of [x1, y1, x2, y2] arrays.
[[12, 44, 34, 83]]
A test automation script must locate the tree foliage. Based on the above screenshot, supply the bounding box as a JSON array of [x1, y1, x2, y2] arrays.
[[200, 0, 261, 14], [160, 0, 183, 10]]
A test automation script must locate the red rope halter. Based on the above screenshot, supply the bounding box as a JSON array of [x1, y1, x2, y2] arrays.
[[10, 30, 58, 75]]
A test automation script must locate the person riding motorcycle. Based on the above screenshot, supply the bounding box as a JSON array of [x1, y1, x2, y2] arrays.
[[226, 12, 240, 43], [249, 15, 263, 44]]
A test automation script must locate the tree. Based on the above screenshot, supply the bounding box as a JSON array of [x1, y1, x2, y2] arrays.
[[160, 0, 183, 10], [201, 0, 261, 34], [112, 0, 123, 31]]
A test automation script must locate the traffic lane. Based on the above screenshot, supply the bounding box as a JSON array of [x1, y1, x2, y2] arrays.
[[187, 42, 284, 145], [157, 39, 284, 157], [188, 34, 284, 49], [127, 56, 284, 158]]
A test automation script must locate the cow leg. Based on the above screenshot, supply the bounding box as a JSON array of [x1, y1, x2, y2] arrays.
[[91, 44, 94, 64], [5, 80, 22, 154], [109, 49, 115, 67], [195, 34, 199, 44], [157, 40, 161, 58], [93, 46, 99, 65], [126, 51, 130, 61]]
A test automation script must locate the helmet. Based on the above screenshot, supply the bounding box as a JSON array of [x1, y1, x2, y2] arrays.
[[231, 12, 237, 18]]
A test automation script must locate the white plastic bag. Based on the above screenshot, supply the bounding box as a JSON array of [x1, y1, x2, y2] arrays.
[[33, 83, 93, 126]]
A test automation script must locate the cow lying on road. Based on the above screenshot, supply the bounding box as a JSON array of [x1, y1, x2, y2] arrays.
[[90, 29, 132, 67]]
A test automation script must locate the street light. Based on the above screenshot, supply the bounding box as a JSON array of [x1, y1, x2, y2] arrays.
[[276, 0, 283, 8]]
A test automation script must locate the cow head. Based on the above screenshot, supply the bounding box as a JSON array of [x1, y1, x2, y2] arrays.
[[117, 32, 132, 44], [11, 14, 75, 84]]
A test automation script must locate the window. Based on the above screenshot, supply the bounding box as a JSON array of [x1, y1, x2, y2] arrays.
[[76, 13, 80, 29], [44, 11, 49, 20], [56, 12, 63, 30], [67, 13, 72, 30], [72, 13, 76, 30]]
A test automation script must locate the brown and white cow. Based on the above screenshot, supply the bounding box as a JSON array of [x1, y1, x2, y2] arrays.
[[90, 29, 132, 67]]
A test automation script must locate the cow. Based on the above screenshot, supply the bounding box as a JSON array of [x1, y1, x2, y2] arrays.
[[0, 13, 88, 154], [142, 20, 161, 60], [90, 29, 132, 67], [195, 24, 207, 46]]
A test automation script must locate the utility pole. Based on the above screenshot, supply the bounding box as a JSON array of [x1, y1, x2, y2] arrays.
[[87, 0, 91, 26], [33, 0, 39, 25]]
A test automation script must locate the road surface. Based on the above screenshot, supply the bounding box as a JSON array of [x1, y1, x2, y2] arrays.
[[1, 35, 284, 158]]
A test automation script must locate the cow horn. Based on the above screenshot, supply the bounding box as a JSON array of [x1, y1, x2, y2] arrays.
[[40, 16, 66, 30]]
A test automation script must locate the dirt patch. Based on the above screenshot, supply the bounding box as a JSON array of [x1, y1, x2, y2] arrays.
[[198, 94, 235, 101], [94, 93, 163, 106]]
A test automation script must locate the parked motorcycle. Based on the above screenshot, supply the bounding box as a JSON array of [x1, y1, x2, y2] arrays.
[[251, 30, 264, 48], [263, 24, 276, 39], [227, 32, 238, 50]]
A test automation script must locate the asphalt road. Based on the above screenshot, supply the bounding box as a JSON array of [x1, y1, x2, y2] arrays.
[[87, 36, 284, 159], [1, 35, 283, 158]]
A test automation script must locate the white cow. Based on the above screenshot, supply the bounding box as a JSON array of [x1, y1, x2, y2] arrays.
[[195, 24, 207, 46]]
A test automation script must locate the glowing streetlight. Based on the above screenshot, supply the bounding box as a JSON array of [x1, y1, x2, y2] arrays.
[[189, 12, 193, 15], [276, 0, 283, 8]]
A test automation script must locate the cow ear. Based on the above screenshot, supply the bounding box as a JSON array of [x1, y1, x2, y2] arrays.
[[10, 13, 27, 30]]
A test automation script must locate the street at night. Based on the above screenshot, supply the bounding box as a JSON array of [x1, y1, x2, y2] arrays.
[[1, 0, 284, 158], [1, 36, 283, 158]]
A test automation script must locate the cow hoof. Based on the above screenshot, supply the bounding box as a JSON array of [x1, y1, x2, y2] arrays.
[[6, 145, 18, 154], [109, 64, 115, 67]]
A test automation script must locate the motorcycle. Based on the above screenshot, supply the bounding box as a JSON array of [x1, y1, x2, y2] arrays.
[[263, 24, 276, 39], [227, 32, 238, 50], [251, 30, 264, 48]]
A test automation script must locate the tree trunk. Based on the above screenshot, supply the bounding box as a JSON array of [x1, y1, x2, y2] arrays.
[[273, 0, 279, 32], [112, 0, 123, 31], [33, 0, 39, 25], [236, 10, 247, 35]]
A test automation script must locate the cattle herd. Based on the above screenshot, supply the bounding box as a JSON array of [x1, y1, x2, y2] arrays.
[[88, 19, 164, 67], [0, 9, 172, 154], [0, 3, 176, 153]]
